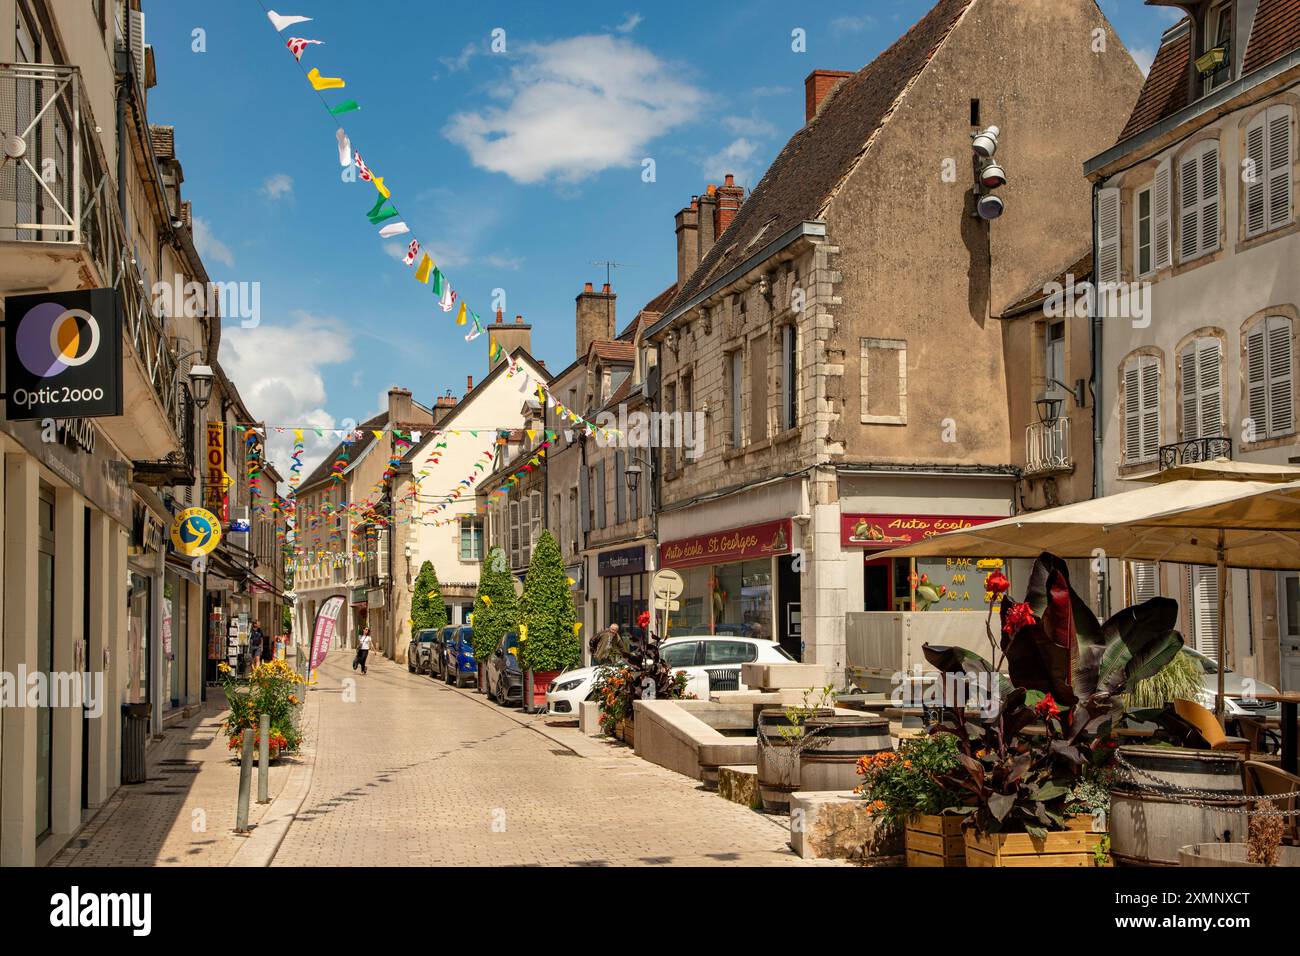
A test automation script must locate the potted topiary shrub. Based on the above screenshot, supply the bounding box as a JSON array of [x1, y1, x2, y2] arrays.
[[518, 530, 579, 705], [471, 547, 518, 693]]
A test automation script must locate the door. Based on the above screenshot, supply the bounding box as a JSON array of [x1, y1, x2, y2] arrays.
[[863, 557, 891, 611], [1282, 573, 1300, 692]]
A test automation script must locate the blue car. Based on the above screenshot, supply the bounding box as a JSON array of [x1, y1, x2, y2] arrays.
[[440, 625, 478, 688]]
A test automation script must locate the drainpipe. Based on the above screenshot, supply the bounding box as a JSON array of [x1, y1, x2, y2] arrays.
[[1090, 177, 1109, 619]]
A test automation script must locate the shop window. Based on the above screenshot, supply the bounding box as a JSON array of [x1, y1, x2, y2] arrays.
[[861, 338, 907, 425]]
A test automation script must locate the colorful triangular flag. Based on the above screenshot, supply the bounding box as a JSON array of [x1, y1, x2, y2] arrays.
[[415, 254, 434, 283], [403, 240, 421, 266], [378, 221, 409, 237], [336, 129, 352, 167], [267, 10, 312, 32], [329, 100, 361, 116], [286, 37, 322, 60], [307, 68, 345, 91]]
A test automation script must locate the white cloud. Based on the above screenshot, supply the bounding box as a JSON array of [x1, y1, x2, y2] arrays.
[[261, 173, 294, 200], [219, 310, 353, 488], [830, 14, 875, 34], [722, 113, 776, 138], [438, 42, 478, 75], [615, 12, 643, 33], [446, 34, 706, 184], [193, 217, 235, 269], [1130, 45, 1156, 76], [701, 137, 759, 184]]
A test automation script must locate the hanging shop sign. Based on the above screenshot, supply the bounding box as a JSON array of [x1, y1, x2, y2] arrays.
[[658, 519, 791, 570], [170, 507, 222, 557], [204, 421, 227, 519], [131, 499, 168, 554], [841, 513, 1001, 548], [4, 288, 123, 421], [598, 546, 645, 578]]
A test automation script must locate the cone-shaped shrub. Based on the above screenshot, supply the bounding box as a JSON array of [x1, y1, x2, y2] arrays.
[[518, 530, 579, 672], [411, 560, 448, 633], [471, 546, 517, 662]]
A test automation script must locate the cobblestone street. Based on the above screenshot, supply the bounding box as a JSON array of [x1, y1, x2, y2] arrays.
[[270, 652, 828, 867]]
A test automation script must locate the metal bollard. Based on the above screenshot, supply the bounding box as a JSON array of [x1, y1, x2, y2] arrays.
[[236, 727, 254, 832], [257, 713, 271, 804]]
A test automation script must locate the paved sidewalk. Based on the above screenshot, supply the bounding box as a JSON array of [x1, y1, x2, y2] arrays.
[[51, 686, 308, 867], [271, 651, 832, 867]]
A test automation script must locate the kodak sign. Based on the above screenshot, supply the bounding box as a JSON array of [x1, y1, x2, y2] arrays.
[[204, 421, 227, 520]]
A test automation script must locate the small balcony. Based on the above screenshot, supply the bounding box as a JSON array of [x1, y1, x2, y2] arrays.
[[1159, 436, 1232, 472], [0, 63, 180, 462], [1024, 417, 1073, 477]]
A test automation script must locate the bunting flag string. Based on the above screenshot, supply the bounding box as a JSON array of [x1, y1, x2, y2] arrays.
[[257, 4, 622, 442]]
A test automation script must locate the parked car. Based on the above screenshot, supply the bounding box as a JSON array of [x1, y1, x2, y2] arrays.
[[429, 626, 455, 681], [484, 631, 524, 706], [545, 634, 795, 717], [442, 625, 479, 688], [407, 628, 439, 673], [1184, 646, 1281, 718]]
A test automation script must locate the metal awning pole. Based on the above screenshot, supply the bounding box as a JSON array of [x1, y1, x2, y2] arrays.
[[1216, 529, 1227, 725]]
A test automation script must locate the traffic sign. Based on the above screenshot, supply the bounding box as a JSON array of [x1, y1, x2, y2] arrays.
[[651, 568, 684, 600], [653, 598, 681, 612], [170, 506, 222, 557]]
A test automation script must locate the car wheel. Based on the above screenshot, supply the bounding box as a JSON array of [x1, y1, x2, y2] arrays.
[[408, 659, 415, 673]]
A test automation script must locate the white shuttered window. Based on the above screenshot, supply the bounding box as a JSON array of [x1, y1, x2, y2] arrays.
[[1096, 187, 1121, 287], [1179, 337, 1223, 440], [1245, 105, 1293, 238], [1245, 316, 1295, 441], [1179, 141, 1220, 262], [1123, 354, 1161, 464], [1186, 565, 1221, 660], [1153, 159, 1173, 271]]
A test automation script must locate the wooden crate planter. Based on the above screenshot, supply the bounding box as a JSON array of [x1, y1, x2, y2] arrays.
[[905, 814, 965, 867], [965, 824, 1106, 867], [614, 718, 635, 746]]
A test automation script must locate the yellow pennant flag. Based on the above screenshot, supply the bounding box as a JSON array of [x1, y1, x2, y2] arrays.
[[456, 300, 468, 326], [372, 175, 390, 199], [414, 253, 434, 284], [372, 430, 384, 440], [572, 622, 583, 635], [293, 428, 304, 441], [526, 429, 536, 441], [482, 594, 492, 606], [307, 68, 345, 90]]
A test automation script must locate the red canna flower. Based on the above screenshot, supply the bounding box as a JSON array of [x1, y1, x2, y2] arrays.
[[985, 570, 1010, 597], [1002, 601, 1037, 635], [1035, 693, 1061, 719]]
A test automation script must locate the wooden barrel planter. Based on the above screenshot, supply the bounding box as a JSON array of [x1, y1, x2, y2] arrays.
[[756, 707, 834, 813], [798, 714, 892, 794], [1179, 843, 1300, 867], [905, 814, 965, 867], [1109, 745, 1248, 867]]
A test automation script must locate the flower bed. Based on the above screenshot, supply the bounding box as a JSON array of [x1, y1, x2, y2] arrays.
[[218, 658, 305, 756]]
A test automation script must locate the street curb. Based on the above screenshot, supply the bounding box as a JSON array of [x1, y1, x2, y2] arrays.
[[435, 671, 586, 755], [227, 669, 323, 867]]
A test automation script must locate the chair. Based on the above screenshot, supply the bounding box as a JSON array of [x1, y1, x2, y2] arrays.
[[1243, 761, 1300, 846], [1235, 716, 1282, 756], [1173, 698, 1251, 757]]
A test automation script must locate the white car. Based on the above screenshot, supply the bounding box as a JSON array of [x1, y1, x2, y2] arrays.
[[545, 635, 796, 717]]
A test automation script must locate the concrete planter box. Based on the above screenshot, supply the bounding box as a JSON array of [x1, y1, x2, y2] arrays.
[[717, 765, 762, 810], [789, 790, 903, 863], [741, 663, 830, 691], [632, 700, 757, 787], [578, 700, 603, 736]]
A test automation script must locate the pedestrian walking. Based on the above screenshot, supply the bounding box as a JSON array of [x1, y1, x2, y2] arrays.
[[356, 626, 372, 675], [589, 622, 624, 665], [249, 622, 265, 670]]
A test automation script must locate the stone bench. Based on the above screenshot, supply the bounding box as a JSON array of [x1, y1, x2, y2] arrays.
[[632, 700, 756, 789]]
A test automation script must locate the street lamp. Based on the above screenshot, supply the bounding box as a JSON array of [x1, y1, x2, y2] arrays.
[[624, 460, 643, 498], [189, 364, 214, 410], [1034, 395, 1063, 424]]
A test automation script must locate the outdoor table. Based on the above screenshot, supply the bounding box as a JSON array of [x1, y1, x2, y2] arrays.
[[1246, 693, 1300, 775]]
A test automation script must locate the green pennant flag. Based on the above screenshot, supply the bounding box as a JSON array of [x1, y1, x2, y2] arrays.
[[430, 268, 444, 296], [367, 194, 398, 224], [329, 100, 361, 116]]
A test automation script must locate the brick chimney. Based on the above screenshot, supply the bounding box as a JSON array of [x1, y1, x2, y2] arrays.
[[805, 69, 853, 123], [674, 199, 699, 289], [716, 174, 744, 238], [387, 386, 413, 428], [575, 281, 616, 359], [432, 389, 458, 427], [465, 374, 474, 397], [698, 185, 717, 261], [489, 312, 531, 372]]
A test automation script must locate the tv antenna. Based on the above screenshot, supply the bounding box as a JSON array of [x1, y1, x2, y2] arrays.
[[590, 259, 635, 287]]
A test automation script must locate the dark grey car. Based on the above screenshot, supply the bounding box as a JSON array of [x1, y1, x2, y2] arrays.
[[407, 628, 439, 674]]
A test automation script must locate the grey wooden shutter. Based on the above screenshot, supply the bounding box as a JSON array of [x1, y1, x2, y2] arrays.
[[1197, 338, 1223, 438], [1130, 561, 1159, 602], [614, 450, 626, 524], [595, 461, 606, 529], [1179, 151, 1201, 261], [1246, 111, 1269, 237], [1199, 144, 1220, 254], [1188, 565, 1221, 659], [1267, 316, 1294, 436], [1180, 344, 1199, 440], [1139, 357, 1160, 461], [1124, 361, 1143, 463], [1096, 187, 1121, 287], [1267, 106, 1293, 232], [1153, 159, 1172, 270], [1247, 325, 1269, 439], [579, 465, 590, 532]]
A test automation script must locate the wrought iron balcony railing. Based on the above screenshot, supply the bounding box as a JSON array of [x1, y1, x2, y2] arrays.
[[0, 63, 179, 438], [1159, 436, 1232, 471], [1024, 417, 1073, 476]]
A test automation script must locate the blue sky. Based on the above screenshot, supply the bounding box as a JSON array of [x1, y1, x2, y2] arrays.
[[146, 0, 1183, 477]]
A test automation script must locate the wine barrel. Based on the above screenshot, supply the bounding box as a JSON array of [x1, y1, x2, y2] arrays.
[[798, 715, 893, 793], [756, 707, 834, 813], [1109, 745, 1248, 867]]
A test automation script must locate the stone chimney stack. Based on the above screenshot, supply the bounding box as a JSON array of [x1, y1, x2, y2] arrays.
[[698, 185, 717, 262], [465, 374, 474, 397], [805, 69, 853, 124], [489, 312, 532, 372], [432, 389, 458, 427], [674, 198, 699, 289], [387, 386, 413, 428], [575, 281, 616, 359], [716, 174, 744, 238]]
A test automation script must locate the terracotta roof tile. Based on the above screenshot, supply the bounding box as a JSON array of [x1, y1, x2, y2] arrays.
[[1117, 22, 1191, 143], [589, 340, 635, 363], [668, 0, 975, 309], [150, 124, 175, 160], [1243, 0, 1300, 74]]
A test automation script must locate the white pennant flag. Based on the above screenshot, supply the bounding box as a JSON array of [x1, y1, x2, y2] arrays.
[[336, 129, 352, 167], [267, 10, 312, 32], [378, 222, 409, 238]]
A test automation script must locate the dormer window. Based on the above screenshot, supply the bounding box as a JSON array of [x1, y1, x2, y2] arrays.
[[1199, 1, 1233, 94]]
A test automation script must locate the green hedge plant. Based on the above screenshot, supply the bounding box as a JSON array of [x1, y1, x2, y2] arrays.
[[471, 546, 518, 663], [518, 530, 579, 672]]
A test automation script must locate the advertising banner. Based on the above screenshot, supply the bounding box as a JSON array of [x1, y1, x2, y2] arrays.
[[204, 421, 227, 519], [310, 595, 345, 672]]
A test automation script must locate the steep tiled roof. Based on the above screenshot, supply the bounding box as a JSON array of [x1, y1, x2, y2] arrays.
[[1243, 0, 1300, 74], [150, 124, 175, 160], [999, 249, 1093, 318], [589, 340, 635, 363], [1117, 22, 1191, 143], [668, 0, 975, 309]]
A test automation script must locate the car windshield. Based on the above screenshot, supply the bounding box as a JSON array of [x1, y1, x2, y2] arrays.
[[1183, 647, 1229, 675]]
